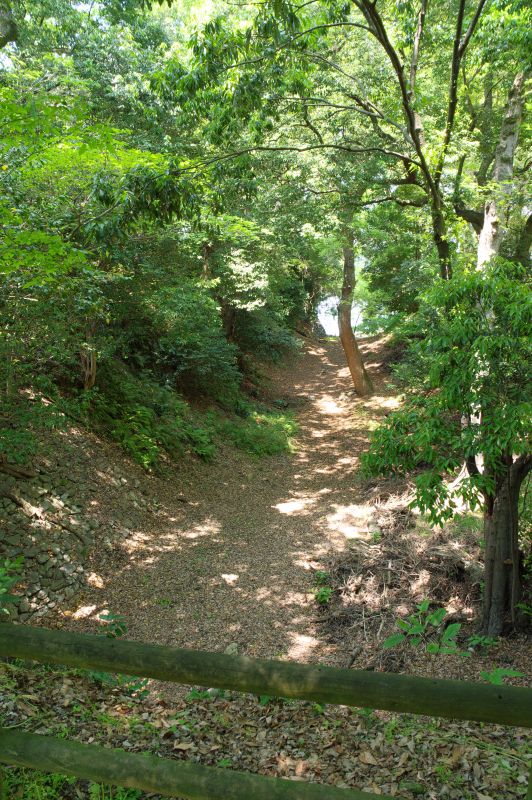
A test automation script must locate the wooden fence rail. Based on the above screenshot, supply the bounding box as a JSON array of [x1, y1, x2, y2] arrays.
[[0, 624, 531, 800], [0, 624, 530, 727], [0, 728, 392, 800]]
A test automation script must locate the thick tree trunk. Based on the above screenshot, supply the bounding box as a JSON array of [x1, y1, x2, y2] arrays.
[[0, 2, 16, 49], [338, 244, 373, 396], [481, 475, 521, 635], [476, 76, 528, 635], [221, 302, 236, 340], [477, 72, 525, 268]]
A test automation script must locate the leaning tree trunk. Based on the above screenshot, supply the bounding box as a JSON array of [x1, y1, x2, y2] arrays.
[[481, 474, 521, 636], [338, 244, 373, 396]]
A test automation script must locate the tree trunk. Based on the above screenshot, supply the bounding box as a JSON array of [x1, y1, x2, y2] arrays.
[[338, 244, 373, 396], [80, 322, 97, 390], [477, 72, 525, 269], [475, 76, 527, 634], [0, 2, 16, 49], [221, 302, 236, 341], [431, 202, 453, 280], [481, 457, 529, 636]]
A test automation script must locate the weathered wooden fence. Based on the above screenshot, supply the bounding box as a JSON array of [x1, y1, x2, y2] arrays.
[[0, 624, 530, 799]]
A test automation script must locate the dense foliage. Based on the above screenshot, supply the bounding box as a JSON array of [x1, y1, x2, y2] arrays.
[[0, 0, 336, 468], [363, 260, 531, 524]]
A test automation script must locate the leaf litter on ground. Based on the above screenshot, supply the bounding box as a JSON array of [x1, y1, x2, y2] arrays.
[[0, 659, 530, 800]]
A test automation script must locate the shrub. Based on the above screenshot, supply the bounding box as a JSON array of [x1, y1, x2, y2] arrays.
[[152, 282, 241, 399], [89, 362, 215, 467], [233, 309, 300, 363]]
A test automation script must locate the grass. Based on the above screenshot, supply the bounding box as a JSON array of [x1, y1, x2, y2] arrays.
[[1, 768, 77, 799], [212, 408, 298, 457], [0, 770, 141, 800]]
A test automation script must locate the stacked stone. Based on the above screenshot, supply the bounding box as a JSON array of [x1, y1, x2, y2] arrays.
[[0, 469, 97, 621]]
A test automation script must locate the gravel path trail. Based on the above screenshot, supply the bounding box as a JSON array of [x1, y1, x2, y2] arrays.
[[69, 337, 396, 665]]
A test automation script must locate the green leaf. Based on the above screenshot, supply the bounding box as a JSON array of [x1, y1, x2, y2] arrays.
[[382, 633, 406, 649], [427, 608, 446, 626], [442, 623, 461, 643]]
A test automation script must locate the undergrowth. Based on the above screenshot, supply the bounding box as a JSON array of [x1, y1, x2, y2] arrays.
[[213, 406, 298, 456], [0, 769, 142, 800], [61, 362, 298, 468]]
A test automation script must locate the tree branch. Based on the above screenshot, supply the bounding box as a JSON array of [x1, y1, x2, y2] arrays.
[[174, 142, 421, 176], [301, 106, 324, 144], [454, 205, 484, 234], [282, 93, 406, 141], [434, 0, 466, 187], [353, 1, 436, 199], [459, 0, 488, 58], [409, 0, 428, 101], [221, 21, 372, 72], [435, 0, 488, 187], [357, 195, 428, 209]]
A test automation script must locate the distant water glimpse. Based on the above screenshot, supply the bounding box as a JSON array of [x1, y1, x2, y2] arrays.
[[317, 296, 364, 337]]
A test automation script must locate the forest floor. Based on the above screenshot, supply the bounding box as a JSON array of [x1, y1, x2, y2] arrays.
[[2, 336, 531, 799]]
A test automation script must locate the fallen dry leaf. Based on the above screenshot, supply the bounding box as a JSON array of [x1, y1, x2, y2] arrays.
[[359, 750, 379, 766]]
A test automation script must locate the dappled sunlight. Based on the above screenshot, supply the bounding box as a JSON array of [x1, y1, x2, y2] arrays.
[[411, 569, 431, 595], [71, 604, 98, 619], [52, 336, 407, 665], [274, 496, 317, 515], [87, 572, 104, 588], [315, 396, 344, 415], [326, 502, 374, 541], [361, 394, 402, 413], [286, 632, 321, 661], [221, 573, 239, 585], [181, 518, 222, 540], [337, 455, 357, 466], [279, 590, 308, 607]]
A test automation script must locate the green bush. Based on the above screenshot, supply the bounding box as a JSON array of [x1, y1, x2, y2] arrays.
[[152, 282, 241, 399], [233, 309, 300, 363], [89, 362, 215, 467]]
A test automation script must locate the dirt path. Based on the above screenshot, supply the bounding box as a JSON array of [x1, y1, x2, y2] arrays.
[[67, 337, 399, 665]]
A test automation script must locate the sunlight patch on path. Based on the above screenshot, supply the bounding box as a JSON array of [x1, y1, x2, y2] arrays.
[[286, 632, 321, 661], [315, 395, 344, 415], [181, 519, 222, 540], [326, 503, 373, 541], [274, 496, 317, 515], [362, 394, 402, 412]]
